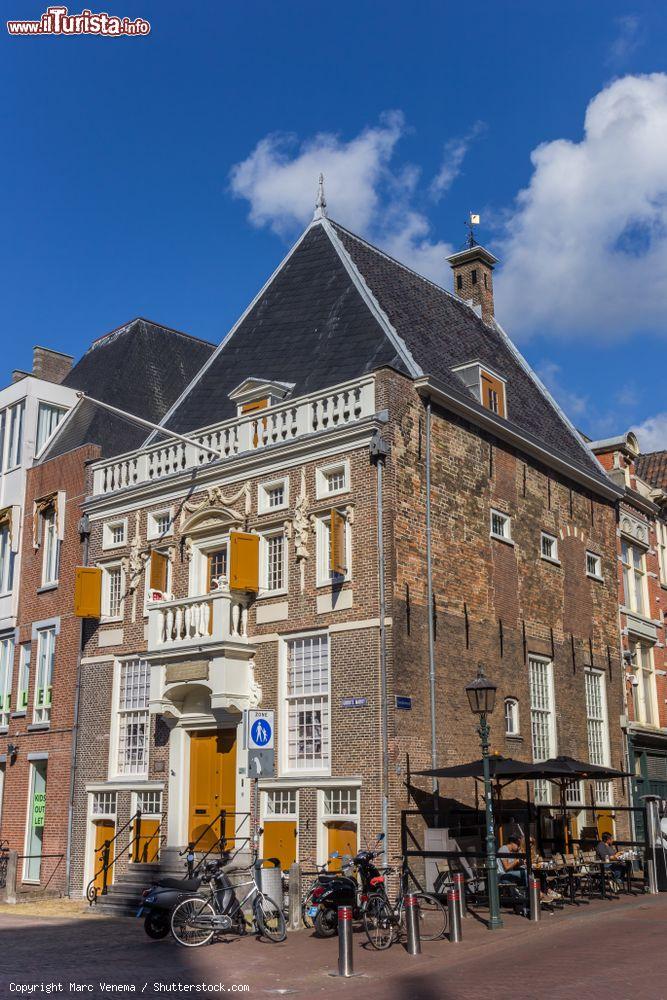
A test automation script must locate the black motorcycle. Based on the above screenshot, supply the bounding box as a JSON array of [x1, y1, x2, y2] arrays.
[[137, 855, 235, 939], [308, 836, 386, 937]]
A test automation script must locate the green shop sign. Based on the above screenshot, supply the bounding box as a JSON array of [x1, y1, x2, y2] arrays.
[[32, 791, 46, 828]]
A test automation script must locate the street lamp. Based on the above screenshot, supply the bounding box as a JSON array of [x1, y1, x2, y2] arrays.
[[466, 663, 503, 930]]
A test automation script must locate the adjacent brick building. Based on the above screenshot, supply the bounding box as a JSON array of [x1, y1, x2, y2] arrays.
[[0, 319, 214, 896], [62, 213, 627, 904]]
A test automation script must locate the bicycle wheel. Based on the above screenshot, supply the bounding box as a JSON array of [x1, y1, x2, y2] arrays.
[[171, 897, 216, 948], [408, 892, 448, 940], [254, 894, 287, 942], [364, 893, 394, 950]]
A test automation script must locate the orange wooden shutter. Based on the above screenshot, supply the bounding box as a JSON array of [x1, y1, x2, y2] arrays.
[[149, 550, 168, 592], [74, 566, 102, 618], [481, 372, 506, 418], [229, 531, 259, 592], [241, 398, 269, 414], [330, 509, 346, 576]]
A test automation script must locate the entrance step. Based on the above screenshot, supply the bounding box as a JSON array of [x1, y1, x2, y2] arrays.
[[93, 848, 195, 916]]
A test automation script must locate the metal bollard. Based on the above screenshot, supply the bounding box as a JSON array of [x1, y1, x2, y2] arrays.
[[447, 888, 462, 943], [453, 872, 467, 919], [404, 893, 422, 955], [528, 877, 541, 923], [337, 905, 354, 977]]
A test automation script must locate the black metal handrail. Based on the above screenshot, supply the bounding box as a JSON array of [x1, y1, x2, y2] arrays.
[[131, 811, 167, 864], [180, 811, 252, 877], [86, 809, 147, 904]]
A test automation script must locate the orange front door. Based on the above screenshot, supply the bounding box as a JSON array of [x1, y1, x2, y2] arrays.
[[132, 817, 161, 863], [189, 729, 237, 850], [263, 821, 297, 871], [327, 821, 357, 870], [93, 819, 115, 893]]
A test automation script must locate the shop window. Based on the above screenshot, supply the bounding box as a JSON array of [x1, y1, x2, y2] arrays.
[[23, 759, 47, 882]]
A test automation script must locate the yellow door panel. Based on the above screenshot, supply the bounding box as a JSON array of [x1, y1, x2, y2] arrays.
[[189, 729, 237, 850], [133, 817, 161, 864], [263, 821, 297, 871], [93, 819, 115, 893], [327, 821, 357, 870]]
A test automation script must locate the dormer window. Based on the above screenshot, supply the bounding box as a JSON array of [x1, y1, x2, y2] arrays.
[[228, 378, 295, 418], [452, 362, 507, 419]]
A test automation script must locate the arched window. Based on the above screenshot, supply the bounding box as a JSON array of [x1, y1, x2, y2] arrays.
[[504, 698, 520, 736]]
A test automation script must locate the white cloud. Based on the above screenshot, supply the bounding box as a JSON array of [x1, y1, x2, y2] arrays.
[[430, 121, 486, 200], [229, 113, 453, 282], [632, 412, 667, 452], [496, 73, 667, 340]]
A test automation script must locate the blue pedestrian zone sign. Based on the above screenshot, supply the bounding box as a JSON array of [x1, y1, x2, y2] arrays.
[[247, 710, 275, 750]]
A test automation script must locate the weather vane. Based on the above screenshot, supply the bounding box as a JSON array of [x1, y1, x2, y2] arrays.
[[465, 212, 480, 248]]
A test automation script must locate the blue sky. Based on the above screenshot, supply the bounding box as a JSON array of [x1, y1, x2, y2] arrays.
[[3, 0, 667, 449]]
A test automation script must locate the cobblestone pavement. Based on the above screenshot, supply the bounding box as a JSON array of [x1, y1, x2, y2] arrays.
[[0, 895, 665, 999]]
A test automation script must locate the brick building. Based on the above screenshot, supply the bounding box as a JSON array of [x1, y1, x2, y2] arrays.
[[0, 319, 214, 896], [63, 208, 627, 902]]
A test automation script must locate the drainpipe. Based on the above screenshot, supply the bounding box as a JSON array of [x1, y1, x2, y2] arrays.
[[425, 401, 438, 807], [65, 513, 90, 896], [371, 428, 390, 864]]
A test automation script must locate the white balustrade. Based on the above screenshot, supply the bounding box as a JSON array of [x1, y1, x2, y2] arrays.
[[147, 591, 250, 652], [91, 375, 376, 496]]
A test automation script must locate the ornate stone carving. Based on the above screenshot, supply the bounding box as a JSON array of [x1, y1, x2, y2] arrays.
[[293, 468, 312, 562], [180, 482, 251, 530], [248, 656, 262, 708]]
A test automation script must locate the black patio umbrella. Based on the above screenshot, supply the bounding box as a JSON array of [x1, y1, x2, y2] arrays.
[[414, 756, 545, 781]]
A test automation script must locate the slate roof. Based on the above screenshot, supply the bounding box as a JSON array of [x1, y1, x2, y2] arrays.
[[42, 318, 215, 461], [157, 218, 607, 484], [637, 451, 667, 489]]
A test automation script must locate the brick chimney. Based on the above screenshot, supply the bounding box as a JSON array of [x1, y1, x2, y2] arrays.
[[32, 346, 73, 384], [447, 244, 498, 324]]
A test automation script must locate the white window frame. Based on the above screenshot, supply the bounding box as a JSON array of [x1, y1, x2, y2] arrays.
[[133, 789, 163, 817], [504, 697, 520, 736], [528, 655, 556, 805], [317, 783, 361, 867], [259, 528, 288, 597], [586, 550, 603, 581], [102, 518, 128, 551], [147, 508, 174, 542], [585, 668, 613, 807], [630, 641, 659, 727], [621, 540, 648, 615], [315, 513, 352, 587], [17, 641, 31, 713], [189, 533, 230, 597], [0, 521, 14, 595], [110, 658, 150, 779], [100, 561, 125, 622], [258, 478, 289, 515], [540, 532, 559, 564], [33, 627, 55, 725], [315, 460, 350, 500], [280, 632, 331, 776], [262, 787, 298, 820], [35, 402, 67, 454], [41, 506, 60, 586], [144, 547, 173, 613], [656, 520, 667, 588], [490, 508, 512, 543], [0, 635, 15, 729], [4, 401, 25, 471]]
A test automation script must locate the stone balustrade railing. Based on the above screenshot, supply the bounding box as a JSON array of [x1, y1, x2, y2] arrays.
[[147, 590, 249, 653], [91, 375, 376, 496]]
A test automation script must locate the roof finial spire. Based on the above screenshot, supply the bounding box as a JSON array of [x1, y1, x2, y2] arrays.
[[465, 211, 480, 249], [313, 173, 328, 220]]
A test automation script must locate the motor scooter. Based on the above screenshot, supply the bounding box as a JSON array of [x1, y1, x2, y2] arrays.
[[309, 835, 386, 937]]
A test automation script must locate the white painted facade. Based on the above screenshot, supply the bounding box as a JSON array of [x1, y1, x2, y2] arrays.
[[0, 375, 78, 633]]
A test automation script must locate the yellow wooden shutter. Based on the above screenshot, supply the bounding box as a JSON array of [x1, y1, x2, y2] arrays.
[[481, 372, 506, 418], [330, 509, 346, 576], [229, 531, 259, 592], [74, 566, 102, 618], [149, 550, 168, 592]]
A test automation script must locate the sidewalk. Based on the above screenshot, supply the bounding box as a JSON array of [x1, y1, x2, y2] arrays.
[[0, 893, 664, 999]]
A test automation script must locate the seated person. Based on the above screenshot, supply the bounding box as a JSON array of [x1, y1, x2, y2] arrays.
[[596, 832, 626, 881], [497, 836, 526, 886]]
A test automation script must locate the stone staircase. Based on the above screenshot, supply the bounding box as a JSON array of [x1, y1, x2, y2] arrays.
[[94, 847, 189, 917]]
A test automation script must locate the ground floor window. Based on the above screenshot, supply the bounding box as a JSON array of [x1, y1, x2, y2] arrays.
[[132, 790, 163, 864], [23, 760, 47, 882]]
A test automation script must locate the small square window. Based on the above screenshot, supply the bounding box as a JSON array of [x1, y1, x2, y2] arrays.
[[490, 509, 512, 542], [540, 532, 559, 563], [316, 461, 350, 500], [586, 551, 602, 580], [504, 698, 520, 736], [258, 478, 289, 514], [147, 509, 173, 541], [103, 518, 128, 550]]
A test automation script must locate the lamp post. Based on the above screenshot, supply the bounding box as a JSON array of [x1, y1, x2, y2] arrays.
[[466, 664, 503, 930]]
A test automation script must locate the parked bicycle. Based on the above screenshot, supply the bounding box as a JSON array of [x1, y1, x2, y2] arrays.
[[170, 856, 286, 947], [363, 857, 448, 949]]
